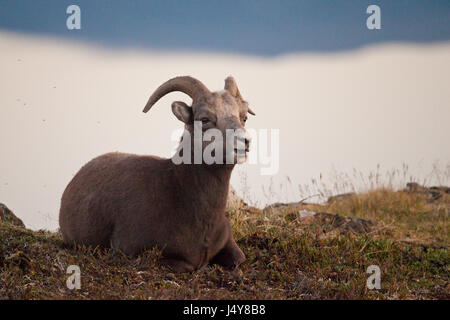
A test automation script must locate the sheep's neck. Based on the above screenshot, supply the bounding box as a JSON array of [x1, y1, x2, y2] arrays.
[[171, 133, 234, 215], [174, 163, 234, 215]]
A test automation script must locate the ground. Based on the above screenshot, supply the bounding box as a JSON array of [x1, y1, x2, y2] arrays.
[[0, 186, 448, 299]]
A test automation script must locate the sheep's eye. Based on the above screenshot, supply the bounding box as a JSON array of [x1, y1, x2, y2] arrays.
[[201, 118, 210, 124], [243, 117, 248, 123]]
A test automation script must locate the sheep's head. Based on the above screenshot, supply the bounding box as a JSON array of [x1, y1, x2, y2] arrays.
[[143, 76, 255, 165]]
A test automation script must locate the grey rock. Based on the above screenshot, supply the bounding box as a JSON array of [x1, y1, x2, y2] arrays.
[[327, 192, 356, 203], [0, 203, 25, 228], [406, 182, 449, 201]]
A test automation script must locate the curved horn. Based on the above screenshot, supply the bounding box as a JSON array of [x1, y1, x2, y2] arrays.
[[224, 76, 239, 97], [143, 76, 210, 113]]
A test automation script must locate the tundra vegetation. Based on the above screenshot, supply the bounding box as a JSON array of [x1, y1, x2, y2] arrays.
[[0, 166, 448, 299]]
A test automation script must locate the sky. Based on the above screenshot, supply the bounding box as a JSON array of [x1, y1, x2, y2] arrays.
[[0, 0, 450, 55]]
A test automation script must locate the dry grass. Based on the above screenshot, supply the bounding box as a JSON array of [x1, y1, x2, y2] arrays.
[[0, 185, 448, 300], [303, 189, 449, 248]]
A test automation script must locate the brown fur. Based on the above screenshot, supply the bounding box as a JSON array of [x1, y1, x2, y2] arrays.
[[59, 76, 254, 272]]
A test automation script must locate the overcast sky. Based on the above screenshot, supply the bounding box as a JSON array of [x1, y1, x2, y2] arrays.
[[1, 0, 450, 55]]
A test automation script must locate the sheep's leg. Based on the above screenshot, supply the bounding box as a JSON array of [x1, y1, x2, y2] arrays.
[[210, 237, 246, 269], [160, 257, 195, 273]]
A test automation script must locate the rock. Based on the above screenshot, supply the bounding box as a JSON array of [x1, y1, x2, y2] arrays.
[[406, 182, 449, 201], [282, 207, 376, 234], [263, 200, 316, 216], [313, 212, 376, 234], [0, 203, 25, 228], [293, 210, 317, 224], [266, 201, 308, 210], [406, 182, 426, 193], [298, 210, 316, 218], [289, 209, 376, 233], [327, 192, 356, 203]]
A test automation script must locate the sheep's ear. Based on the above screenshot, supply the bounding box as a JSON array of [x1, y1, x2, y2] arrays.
[[171, 101, 193, 124]]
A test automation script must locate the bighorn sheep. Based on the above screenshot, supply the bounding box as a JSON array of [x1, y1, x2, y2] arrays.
[[59, 76, 255, 272]]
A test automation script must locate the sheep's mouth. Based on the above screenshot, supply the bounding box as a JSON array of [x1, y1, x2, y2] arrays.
[[234, 148, 249, 164], [234, 148, 249, 154]]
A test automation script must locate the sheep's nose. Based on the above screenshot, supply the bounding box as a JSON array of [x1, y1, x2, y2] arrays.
[[244, 136, 251, 151], [237, 133, 251, 151], [245, 131, 252, 150]]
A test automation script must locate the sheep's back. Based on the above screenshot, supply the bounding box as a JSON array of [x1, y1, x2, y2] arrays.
[[58, 152, 168, 248]]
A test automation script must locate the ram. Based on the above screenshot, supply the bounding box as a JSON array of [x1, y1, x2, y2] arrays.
[[59, 76, 255, 272]]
